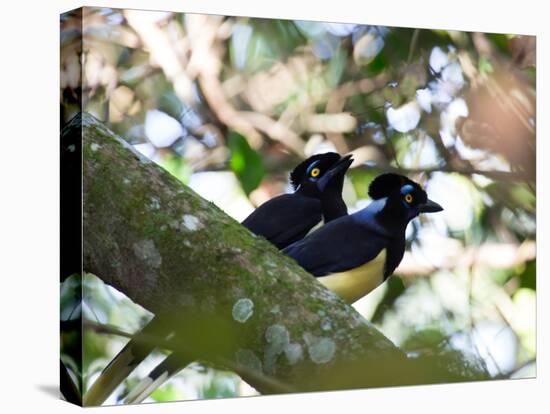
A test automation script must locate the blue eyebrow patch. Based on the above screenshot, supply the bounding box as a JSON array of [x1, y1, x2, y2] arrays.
[[400, 184, 414, 195], [306, 159, 321, 174]]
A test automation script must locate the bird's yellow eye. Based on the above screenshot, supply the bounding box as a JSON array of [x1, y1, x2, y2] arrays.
[[404, 194, 413, 203], [311, 168, 321, 177]]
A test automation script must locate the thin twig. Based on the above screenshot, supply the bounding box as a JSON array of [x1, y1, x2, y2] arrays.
[[358, 163, 530, 182], [407, 29, 420, 63], [83, 319, 295, 394]]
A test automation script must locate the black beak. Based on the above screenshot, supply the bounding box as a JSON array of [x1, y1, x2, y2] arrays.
[[316, 154, 354, 192], [419, 199, 443, 213]]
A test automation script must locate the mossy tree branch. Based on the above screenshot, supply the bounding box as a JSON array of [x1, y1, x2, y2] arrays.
[[64, 112, 475, 394]]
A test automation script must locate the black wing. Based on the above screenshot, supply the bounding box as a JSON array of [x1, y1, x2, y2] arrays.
[[242, 193, 322, 249], [283, 215, 388, 276]]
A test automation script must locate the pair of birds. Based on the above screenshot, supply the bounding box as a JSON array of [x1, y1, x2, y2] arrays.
[[84, 152, 442, 405]]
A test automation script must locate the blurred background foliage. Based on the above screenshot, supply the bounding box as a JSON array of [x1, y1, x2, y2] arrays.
[[60, 7, 536, 404]]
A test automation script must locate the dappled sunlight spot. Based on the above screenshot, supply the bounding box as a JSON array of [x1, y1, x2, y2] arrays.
[[410, 229, 463, 268], [440, 98, 468, 137], [231, 23, 253, 70], [188, 171, 254, 221], [304, 133, 337, 156], [145, 110, 184, 148], [312, 33, 341, 60], [429, 46, 449, 73], [454, 135, 491, 161], [294, 20, 326, 39], [415, 88, 432, 113], [450, 321, 517, 376], [511, 288, 536, 355], [474, 152, 512, 173], [428, 46, 465, 106], [323, 23, 357, 37], [401, 134, 440, 168], [132, 142, 155, 158], [439, 128, 456, 149], [430, 271, 470, 316], [434, 62, 465, 104], [379, 280, 446, 345], [293, 20, 350, 60], [425, 172, 478, 232], [353, 32, 385, 66], [386, 101, 421, 133]]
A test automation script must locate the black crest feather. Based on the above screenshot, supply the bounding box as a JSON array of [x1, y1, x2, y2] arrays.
[[368, 173, 417, 199], [290, 152, 341, 190]]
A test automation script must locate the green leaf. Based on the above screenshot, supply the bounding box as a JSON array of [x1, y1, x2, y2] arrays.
[[158, 91, 184, 121], [325, 47, 347, 88], [478, 56, 494, 75], [228, 131, 265, 195], [160, 154, 193, 185], [486, 33, 511, 54], [364, 52, 387, 75], [518, 259, 536, 290], [347, 168, 377, 200], [150, 383, 185, 402], [231, 20, 306, 74]]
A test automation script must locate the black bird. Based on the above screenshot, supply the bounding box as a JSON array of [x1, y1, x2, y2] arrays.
[[283, 173, 443, 304], [83, 152, 353, 405], [242, 152, 353, 249]]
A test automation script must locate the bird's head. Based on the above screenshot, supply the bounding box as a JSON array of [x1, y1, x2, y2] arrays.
[[290, 152, 353, 195], [368, 173, 443, 222]]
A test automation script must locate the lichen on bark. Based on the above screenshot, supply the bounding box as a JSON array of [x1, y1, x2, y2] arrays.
[[68, 112, 412, 393]]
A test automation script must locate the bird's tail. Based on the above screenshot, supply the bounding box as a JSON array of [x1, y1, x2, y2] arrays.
[[123, 353, 191, 404], [83, 317, 162, 406]]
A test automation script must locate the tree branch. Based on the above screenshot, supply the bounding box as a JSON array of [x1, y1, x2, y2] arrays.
[[71, 112, 417, 394], [359, 162, 530, 182], [83, 319, 295, 394], [64, 112, 492, 398]]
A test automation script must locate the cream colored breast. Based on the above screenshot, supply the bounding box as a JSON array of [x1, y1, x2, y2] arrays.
[[317, 249, 387, 304]]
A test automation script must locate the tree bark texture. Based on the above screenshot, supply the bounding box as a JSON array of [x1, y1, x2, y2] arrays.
[[66, 112, 429, 393]]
